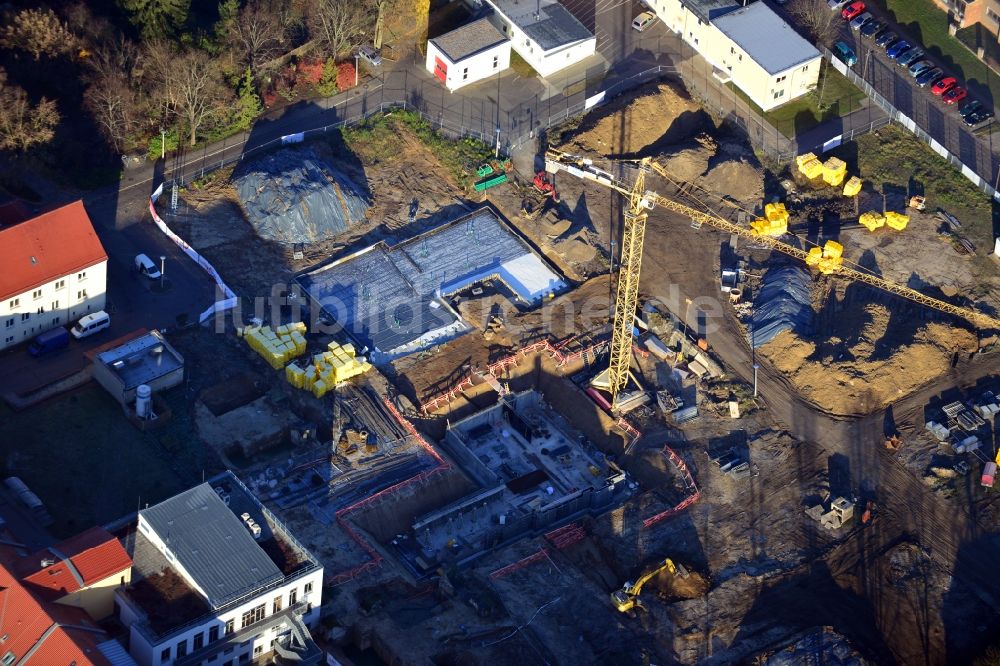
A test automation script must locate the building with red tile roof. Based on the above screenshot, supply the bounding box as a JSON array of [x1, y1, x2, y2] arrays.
[[14, 527, 133, 620], [0, 200, 108, 351], [0, 560, 113, 665]]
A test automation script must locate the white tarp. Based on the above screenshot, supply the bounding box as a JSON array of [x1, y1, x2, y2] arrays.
[[499, 253, 566, 302]]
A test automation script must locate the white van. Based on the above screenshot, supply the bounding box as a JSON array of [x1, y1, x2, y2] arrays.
[[632, 11, 658, 32], [71, 311, 110, 339]]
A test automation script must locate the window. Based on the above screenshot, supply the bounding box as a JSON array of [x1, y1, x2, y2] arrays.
[[77, 271, 87, 281], [36, 306, 43, 315], [253, 646, 262, 657], [273, 595, 283, 613], [776, 75, 786, 83], [176, 639, 187, 658], [32, 290, 41, 300], [493, 55, 499, 69], [55, 280, 65, 290], [4, 336, 13, 344], [8, 299, 17, 309], [194, 633, 204, 650], [304, 582, 313, 595], [77, 290, 87, 301], [241, 603, 266, 629], [2, 652, 14, 666], [462, 67, 468, 81], [160, 647, 170, 663], [4, 319, 12, 329], [51, 301, 59, 310], [20, 313, 28, 322], [52, 317, 59, 324], [289, 589, 297, 606], [209, 625, 219, 643], [774, 89, 785, 100], [802, 64, 809, 72], [225, 619, 234, 635], [730, 46, 735, 54]]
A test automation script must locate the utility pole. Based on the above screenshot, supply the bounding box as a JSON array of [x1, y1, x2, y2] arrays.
[[159, 256, 166, 289], [354, 54, 359, 87], [160, 127, 166, 159]]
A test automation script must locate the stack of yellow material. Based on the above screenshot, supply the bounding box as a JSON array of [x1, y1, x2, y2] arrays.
[[842, 176, 862, 197], [750, 203, 790, 236], [884, 211, 909, 230], [859, 211, 885, 231], [822, 157, 847, 186], [797, 153, 824, 179], [805, 240, 844, 275], [289, 340, 372, 396], [244, 322, 308, 369]]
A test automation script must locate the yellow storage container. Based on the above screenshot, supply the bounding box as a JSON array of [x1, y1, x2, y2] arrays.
[[823, 170, 846, 187], [859, 211, 885, 231], [823, 240, 844, 259], [341, 343, 356, 358], [805, 246, 823, 267], [312, 380, 328, 399], [796, 152, 817, 168], [885, 211, 909, 230], [290, 321, 307, 334], [842, 176, 862, 197], [799, 158, 823, 180]]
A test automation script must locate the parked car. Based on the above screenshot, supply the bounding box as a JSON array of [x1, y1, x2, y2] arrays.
[[931, 76, 957, 96], [908, 60, 934, 78], [964, 109, 994, 126], [28, 327, 69, 357], [886, 40, 911, 59], [875, 31, 898, 49], [632, 10, 657, 31], [897, 49, 925, 67], [850, 12, 872, 30], [833, 41, 858, 67], [915, 67, 943, 87], [135, 253, 162, 279], [70, 311, 110, 340], [860, 20, 885, 38], [959, 99, 983, 118], [943, 86, 967, 105], [828, 0, 851, 9], [357, 45, 382, 67], [842, 1, 866, 20]]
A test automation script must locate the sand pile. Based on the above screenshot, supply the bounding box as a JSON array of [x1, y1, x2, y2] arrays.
[[654, 568, 710, 600], [699, 159, 763, 201], [657, 134, 717, 182], [559, 82, 702, 157], [760, 305, 977, 414]]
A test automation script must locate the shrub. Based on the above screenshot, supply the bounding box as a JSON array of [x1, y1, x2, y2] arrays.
[[337, 62, 356, 91], [296, 58, 324, 86]]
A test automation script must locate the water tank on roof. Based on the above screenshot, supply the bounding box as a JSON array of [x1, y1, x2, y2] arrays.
[[136, 384, 152, 420]]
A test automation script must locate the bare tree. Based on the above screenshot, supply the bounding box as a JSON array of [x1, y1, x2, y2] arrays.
[[0, 68, 60, 152], [1, 8, 77, 60], [83, 42, 144, 153], [788, 0, 839, 46], [307, 0, 367, 57], [146, 44, 231, 146], [229, 0, 287, 76]]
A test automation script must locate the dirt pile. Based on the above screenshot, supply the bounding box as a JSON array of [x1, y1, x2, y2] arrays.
[[657, 133, 717, 182], [699, 158, 764, 201], [654, 567, 710, 600], [558, 81, 702, 157], [759, 305, 977, 415]]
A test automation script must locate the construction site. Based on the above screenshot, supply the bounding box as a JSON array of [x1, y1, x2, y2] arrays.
[[90, 72, 1000, 665]]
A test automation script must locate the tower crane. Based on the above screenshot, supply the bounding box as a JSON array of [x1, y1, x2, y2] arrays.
[[544, 149, 1000, 409]]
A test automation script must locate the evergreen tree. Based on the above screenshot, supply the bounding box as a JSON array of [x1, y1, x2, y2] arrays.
[[316, 57, 338, 97], [232, 67, 262, 131], [120, 0, 191, 40]]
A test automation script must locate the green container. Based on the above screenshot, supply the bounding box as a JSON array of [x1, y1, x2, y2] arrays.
[[476, 164, 494, 177], [474, 173, 507, 191]]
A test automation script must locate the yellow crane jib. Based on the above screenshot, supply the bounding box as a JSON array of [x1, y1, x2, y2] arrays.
[[544, 150, 1000, 332]]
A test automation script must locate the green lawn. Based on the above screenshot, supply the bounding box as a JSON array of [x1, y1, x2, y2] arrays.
[[728, 61, 864, 137], [873, 0, 1000, 103]]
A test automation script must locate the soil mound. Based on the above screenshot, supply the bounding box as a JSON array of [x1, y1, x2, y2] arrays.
[[699, 159, 763, 201], [559, 82, 702, 156], [657, 134, 717, 182], [760, 308, 977, 415]]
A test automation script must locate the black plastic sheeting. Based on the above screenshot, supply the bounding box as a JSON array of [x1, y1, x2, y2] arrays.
[[235, 146, 371, 244], [749, 265, 814, 348]]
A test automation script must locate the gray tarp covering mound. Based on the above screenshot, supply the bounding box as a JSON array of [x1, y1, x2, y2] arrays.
[[750, 265, 814, 348], [234, 146, 370, 244]]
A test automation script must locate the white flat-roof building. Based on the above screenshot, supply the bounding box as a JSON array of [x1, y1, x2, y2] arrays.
[[427, 18, 511, 91], [116, 473, 324, 666], [483, 0, 596, 77], [93, 330, 185, 404], [649, 0, 822, 111], [0, 200, 107, 350]]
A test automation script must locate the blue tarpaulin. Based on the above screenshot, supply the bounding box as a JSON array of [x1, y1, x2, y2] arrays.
[[750, 266, 814, 348]]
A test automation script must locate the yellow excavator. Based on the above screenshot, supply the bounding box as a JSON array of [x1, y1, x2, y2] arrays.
[[610, 558, 679, 613]]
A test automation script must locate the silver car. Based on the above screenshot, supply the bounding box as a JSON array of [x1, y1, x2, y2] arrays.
[[850, 12, 873, 30], [357, 45, 382, 67], [828, 0, 851, 8]]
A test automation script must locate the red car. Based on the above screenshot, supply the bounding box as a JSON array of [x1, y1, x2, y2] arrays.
[[931, 76, 957, 96], [943, 86, 967, 105], [842, 1, 866, 20]]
